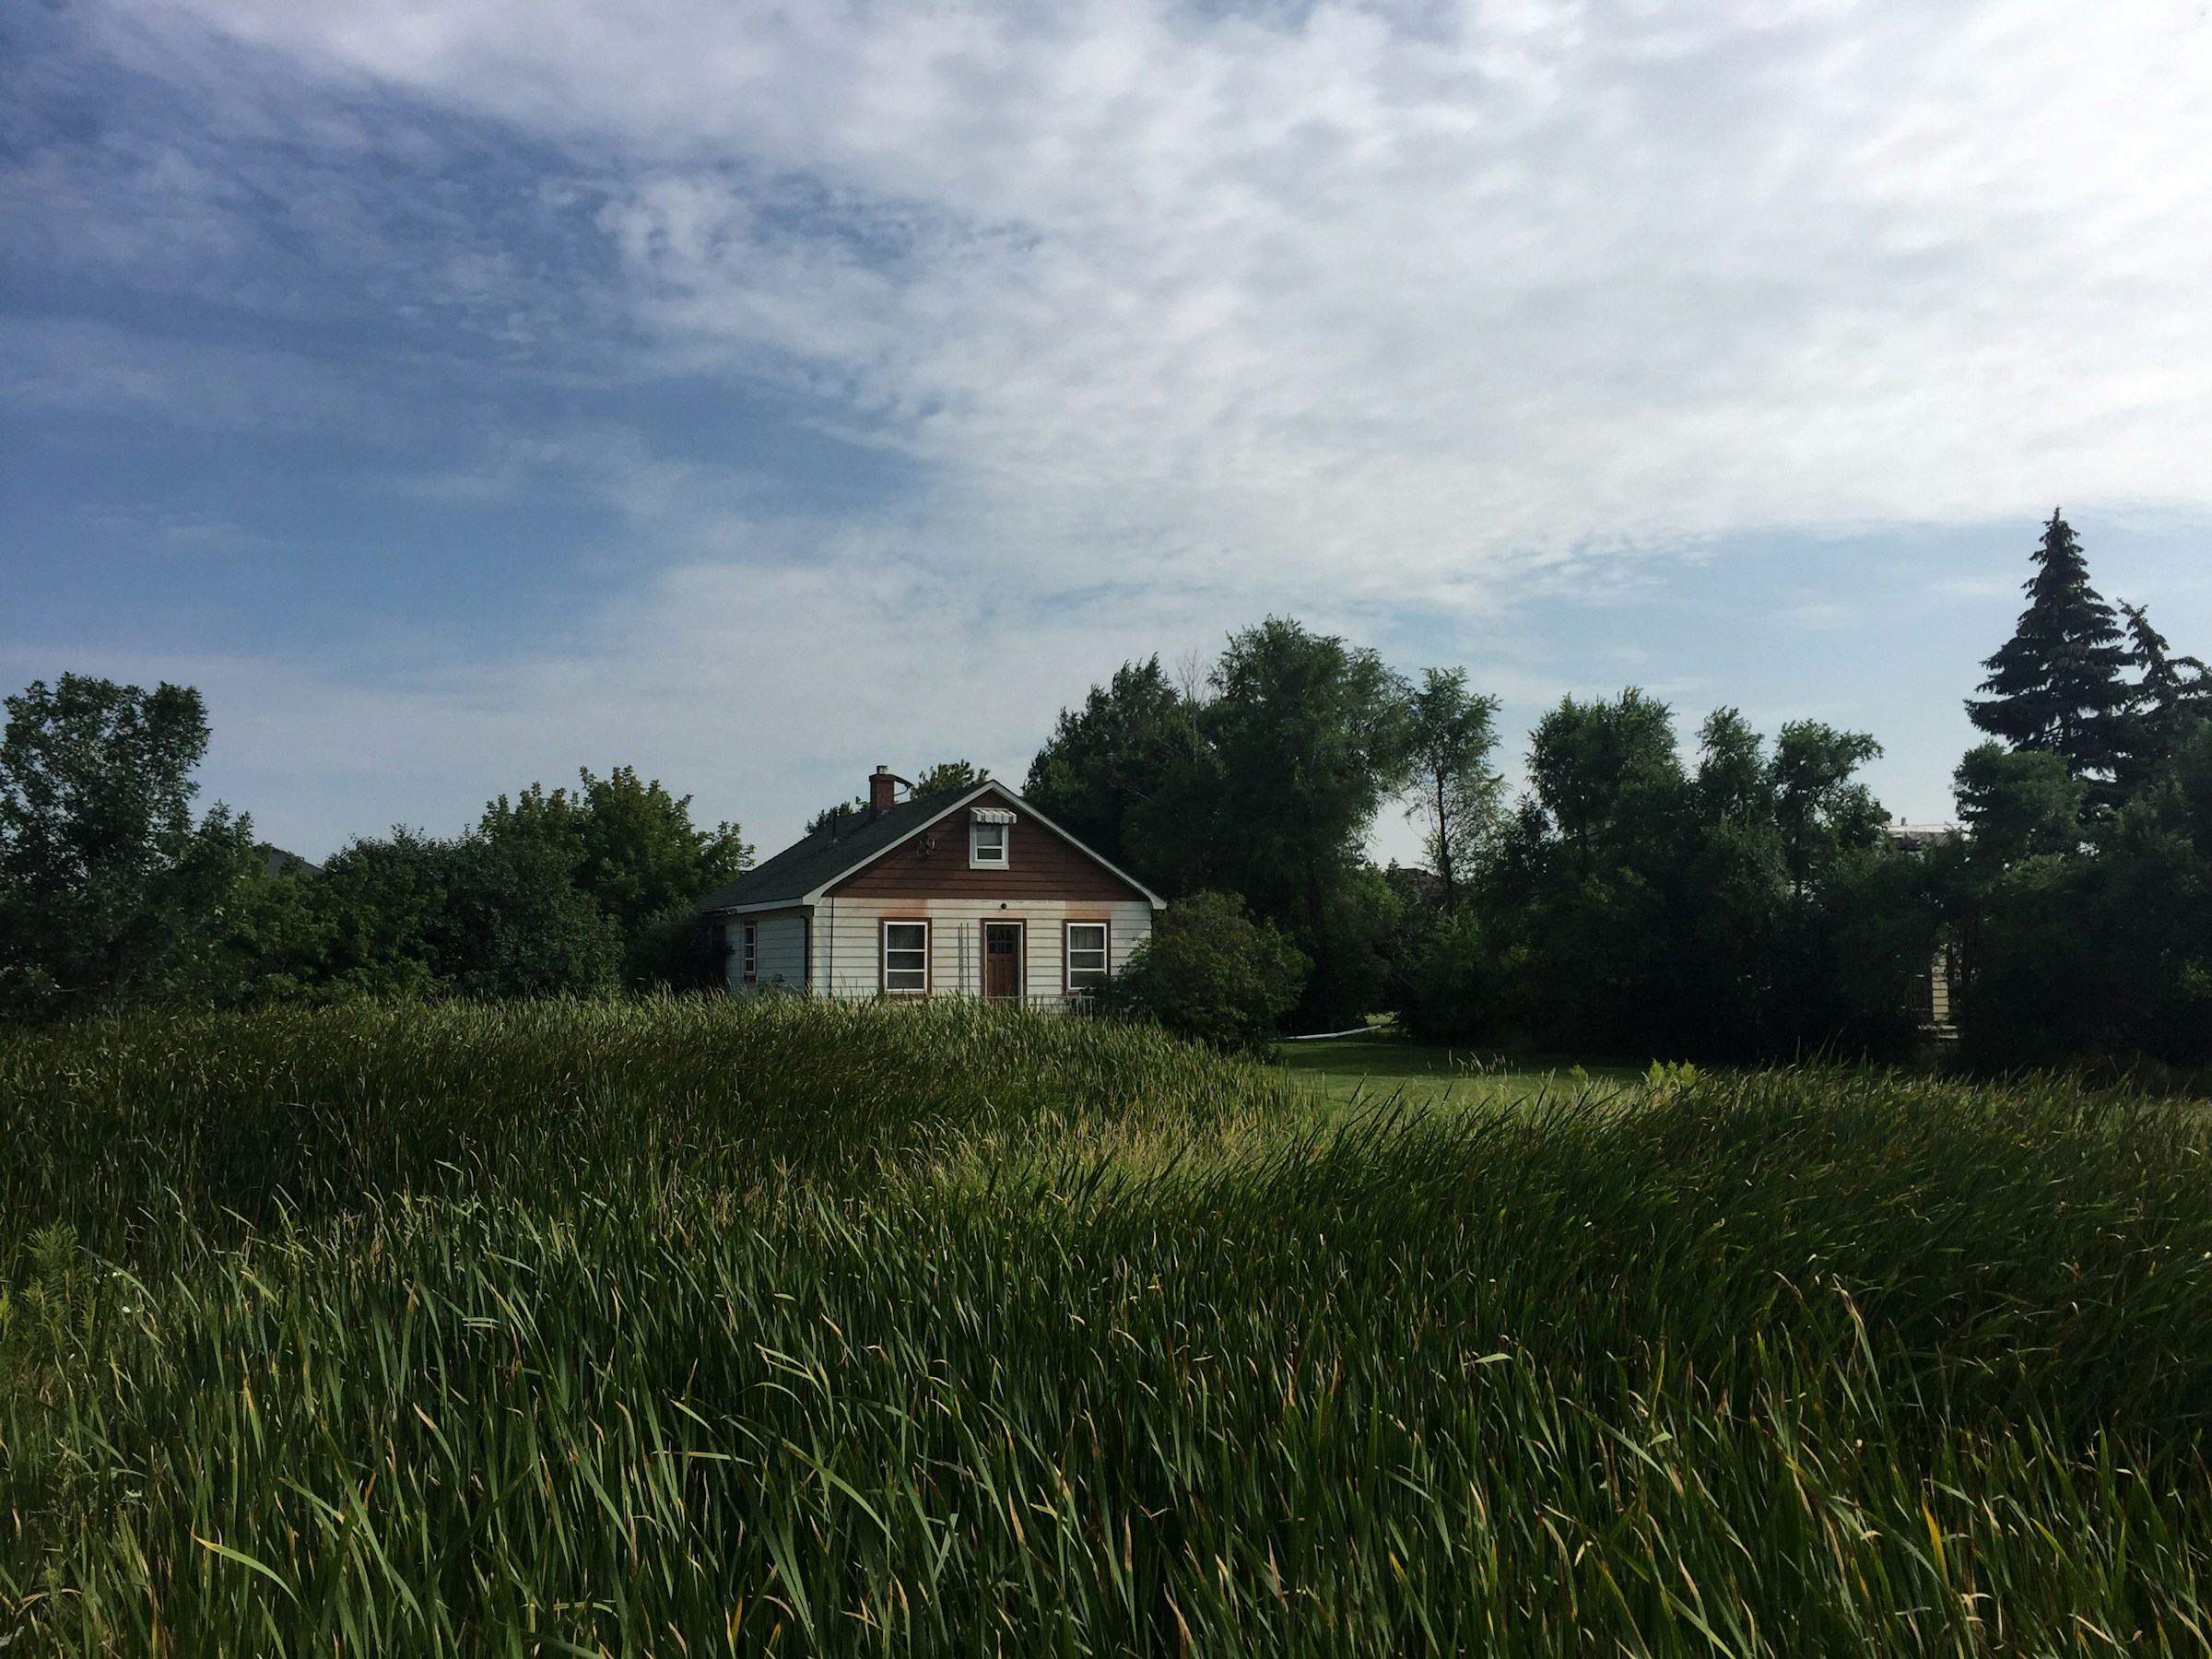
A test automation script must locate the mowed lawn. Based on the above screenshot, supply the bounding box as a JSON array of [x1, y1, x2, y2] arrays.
[[1273, 1028, 1642, 1112]]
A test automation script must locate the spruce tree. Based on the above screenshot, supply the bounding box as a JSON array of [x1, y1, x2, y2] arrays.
[[2115, 600, 2211, 793], [1966, 511, 2132, 798]]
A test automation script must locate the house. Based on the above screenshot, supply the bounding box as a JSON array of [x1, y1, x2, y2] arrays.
[[694, 768, 1162, 1003]]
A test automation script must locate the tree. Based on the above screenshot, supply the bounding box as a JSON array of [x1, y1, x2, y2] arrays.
[[1448, 694, 1912, 1062], [473, 767, 749, 990], [1200, 620, 1414, 1024], [571, 767, 749, 986], [911, 759, 987, 797], [300, 766, 746, 1001], [1023, 658, 1199, 880], [1402, 668, 1501, 910], [806, 798, 867, 836], [1944, 521, 2212, 1067], [2116, 600, 2211, 794], [305, 830, 451, 1000], [1525, 689, 1683, 882], [194, 849, 338, 1006], [1487, 690, 1691, 1051], [1947, 727, 2212, 1071], [312, 820, 624, 1001], [1967, 512, 2133, 800], [434, 824, 625, 999], [1395, 911, 1500, 1044], [1952, 743, 2084, 864], [1692, 708, 1770, 825], [479, 768, 748, 935], [1096, 890, 1309, 1053], [0, 676, 254, 1016], [1771, 721, 1885, 903]]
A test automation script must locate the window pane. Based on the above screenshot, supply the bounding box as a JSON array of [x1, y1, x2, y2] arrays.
[[971, 824, 1006, 863], [1066, 924, 1108, 985], [885, 923, 927, 991]]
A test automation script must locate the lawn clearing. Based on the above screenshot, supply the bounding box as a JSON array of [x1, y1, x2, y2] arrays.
[[1273, 1029, 1641, 1112]]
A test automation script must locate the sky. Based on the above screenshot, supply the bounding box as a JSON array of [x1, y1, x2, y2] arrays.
[[5, 0, 2212, 865]]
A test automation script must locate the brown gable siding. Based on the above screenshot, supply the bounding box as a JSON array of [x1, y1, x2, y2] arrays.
[[828, 789, 1147, 902]]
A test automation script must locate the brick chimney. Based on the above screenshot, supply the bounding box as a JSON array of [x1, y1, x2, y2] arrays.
[[868, 765, 900, 818]]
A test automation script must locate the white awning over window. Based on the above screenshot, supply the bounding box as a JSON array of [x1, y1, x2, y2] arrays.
[[971, 806, 1016, 824]]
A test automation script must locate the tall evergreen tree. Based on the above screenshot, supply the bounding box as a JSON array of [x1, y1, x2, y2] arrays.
[[2115, 599, 2210, 793], [1966, 511, 2132, 797]]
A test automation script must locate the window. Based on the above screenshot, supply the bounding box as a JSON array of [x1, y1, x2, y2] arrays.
[[970, 820, 1008, 868], [882, 920, 928, 994], [741, 921, 758, 981], [1065, 922, 1109, 992]]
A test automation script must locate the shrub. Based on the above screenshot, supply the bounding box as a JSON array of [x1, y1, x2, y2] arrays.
[[1395, 911, 1505, 1043], [1099, 889, 1309, 1051]]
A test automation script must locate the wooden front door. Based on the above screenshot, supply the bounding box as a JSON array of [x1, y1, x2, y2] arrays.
[[983, 923, 1022, 1000]]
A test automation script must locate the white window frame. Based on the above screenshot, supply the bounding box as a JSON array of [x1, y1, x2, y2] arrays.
[[969, 819, 1009, 870], [880, 918, 930, 995], [741, 921, 758, 982], [1065, 921, 1110, 994]]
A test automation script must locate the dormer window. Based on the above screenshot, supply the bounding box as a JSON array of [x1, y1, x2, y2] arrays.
[[970, 807, 1014, 869]]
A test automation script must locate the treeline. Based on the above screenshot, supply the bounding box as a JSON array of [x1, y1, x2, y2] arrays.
[[1030, 512, 2212, 1069], [4, 512, 2206, 1072], [0, 679, 748, 1018], [1020, 625, 1923, 1054]]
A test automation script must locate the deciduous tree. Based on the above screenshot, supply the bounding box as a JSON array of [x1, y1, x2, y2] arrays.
[[0, 676, 253, 1015], [1403, 667, 1501, 911], [911, 759, 988, 797], [1201, 619, 1414, 1023], [1023, 658, 1198, 880]]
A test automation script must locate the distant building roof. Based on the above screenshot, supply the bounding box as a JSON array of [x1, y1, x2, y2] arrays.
[[1881, 822, 1959, 848], [259, 844, 322, 878]]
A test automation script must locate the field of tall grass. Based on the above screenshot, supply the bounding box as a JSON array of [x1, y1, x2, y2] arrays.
[[4, 998, 2210, 1654]]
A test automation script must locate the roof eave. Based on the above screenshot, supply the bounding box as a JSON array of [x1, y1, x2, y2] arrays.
[[699, 896, 814, 918]]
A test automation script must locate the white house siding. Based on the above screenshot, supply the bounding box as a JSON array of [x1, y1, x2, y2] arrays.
[[808, 895, 1153, 1002], [725, 908, 809, 994]]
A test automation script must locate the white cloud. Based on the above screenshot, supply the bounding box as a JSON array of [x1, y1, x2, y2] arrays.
[[115, 0, 2212, 601], [20, 1, 2212, 853]]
